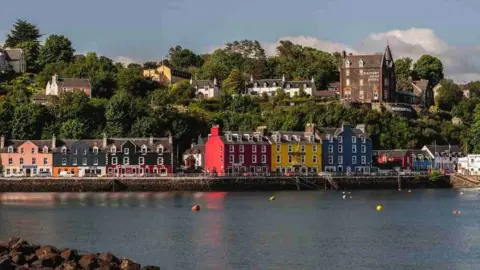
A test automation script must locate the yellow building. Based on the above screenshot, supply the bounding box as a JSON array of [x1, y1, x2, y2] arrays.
[[269, 124, 322, 174], [143, 65, 191, 85]]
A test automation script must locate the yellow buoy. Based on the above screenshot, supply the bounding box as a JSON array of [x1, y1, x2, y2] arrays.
[[376, 205, 383, 211], [269, 196, 276, 201]]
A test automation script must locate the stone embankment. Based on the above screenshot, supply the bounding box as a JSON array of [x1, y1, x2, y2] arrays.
[[0, 175, 449, 192], [0, 237, 159, 269]]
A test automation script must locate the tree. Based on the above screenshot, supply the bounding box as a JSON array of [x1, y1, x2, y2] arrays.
[[394, 57, 413, 80], [143, 62, 158, 69], [59, 119, 85, 139], [4, 19, 42, 48], [37, 35, 75, 67], [130, 117, 158, 137], [468, 104, 480, 153], [467, 81, 480, 98], [116, 64, 157, 96], [15, 41, 40, 71], [105, 91, 141, 136], [435, 79, 463, 111], [222, 68, 245, 94], [168, 46, 203, 69], [12, 104, 41, 139], [396, 77, 413, 92], [413, 55, 444, 86]]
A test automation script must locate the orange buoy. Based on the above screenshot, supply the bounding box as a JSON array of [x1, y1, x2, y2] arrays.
[[192, 205, 200, 211], [452, 210, 460, 215]]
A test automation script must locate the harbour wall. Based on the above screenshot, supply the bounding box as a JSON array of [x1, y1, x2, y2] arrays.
[[0, 175, 451, 192]]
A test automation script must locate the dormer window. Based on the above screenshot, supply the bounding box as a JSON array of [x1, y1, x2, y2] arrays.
[[226, 134, 232, 141], [141, 145, 147, 154], [309, 134, 314, 142], [264, 82, 267, 87], [236, 134, 242, 142], [275, 134, 281, 142], [74, 149, 78, 155], [157, 145, 164, 154], [345, 60, 351, 67], [124, 148, 129, 155], [254, 134, 260, 141], [255, 82, 258, 87], [286, 84, 291, 89], [110, 146, 116, 153], [61, 146, 67, 154], [284, 135, 290, 141], [359, 59, 364, 67], [247, 134, 253, 142], [43, 146, 48, 153], [8, 146, 13, 153], [83, 148, 87, 155], [303, 83, 307, 88], [93, 147, 98, 154], [292, 135, 299, 141]]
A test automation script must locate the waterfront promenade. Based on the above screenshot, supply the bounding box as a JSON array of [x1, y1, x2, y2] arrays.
[[0, 174, 450, 192]]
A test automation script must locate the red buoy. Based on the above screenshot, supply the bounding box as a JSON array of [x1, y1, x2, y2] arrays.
[[192, 205, 200, 211]]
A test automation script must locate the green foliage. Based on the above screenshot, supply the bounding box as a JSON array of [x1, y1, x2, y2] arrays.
[[222, 68, 246, 94], [37, 35, 75, 67], [4, 19, 42, 48], [435, 79, 464, 111], [169, 46, 204, 69], [16, 41, 40, 72], [413, 55, 444, 86], [428, 170, 443, 182], [394, 57, 413, 80], [60, 119, 85, 139]]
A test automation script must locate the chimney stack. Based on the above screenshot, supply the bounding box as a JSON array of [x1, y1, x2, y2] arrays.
[[256, 126, 267, 136], [168, 132, 173, 144], [213, 77, 217, 86], [305, 123, 316, 133], [102, 133, 107, 148], [52, 135, 56, 149], [356, 124, 366, 133], [149, 136, 154, 144], [0, 135, 4, 149], [342, 50, 346, 58]]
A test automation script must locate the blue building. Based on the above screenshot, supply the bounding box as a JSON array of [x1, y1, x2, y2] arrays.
[[320, 123, 373, 173], [411, 150, 433, 171]]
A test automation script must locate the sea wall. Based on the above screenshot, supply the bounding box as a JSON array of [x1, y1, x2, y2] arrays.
[[0, 175, 450, 192]]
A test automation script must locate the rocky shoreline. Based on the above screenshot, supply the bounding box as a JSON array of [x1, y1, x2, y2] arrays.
[[0, 237, 159, 269]]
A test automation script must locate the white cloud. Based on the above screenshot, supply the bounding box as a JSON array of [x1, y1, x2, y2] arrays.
[[257, 28, 480, 82], [112, 56, 140, 66]]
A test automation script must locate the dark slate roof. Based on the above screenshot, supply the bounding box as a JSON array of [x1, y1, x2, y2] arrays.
[[342, 54, 383, 68], [191, 79, 217, 88], [1, 139, 53, 152], [318, 125, 370, 140], [107, 137, 173, 152], [4, 48, 24, 61], [248, 78, 315, 90], [184, 145, 205, 155], [412, 79, 429, 92], [221, 131, 271, 145], [56, 78, 91, 89], [423, 145, 463, 155], [267, 131, 321, 144], [249, 79, 284, 88]]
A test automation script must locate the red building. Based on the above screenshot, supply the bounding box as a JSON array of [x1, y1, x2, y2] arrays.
[[375, 150, 413, 169], [205, 125, 271, 176]]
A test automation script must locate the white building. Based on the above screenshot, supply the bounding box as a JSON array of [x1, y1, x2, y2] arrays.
[[183, 139, 204, 171], [191, 78, 220, 99], [422, 144, 464, 172], [0, 48, 26, 73], [46, 74, 92, 97], [458, 155, 480, 175], [246, 74, 316, 97]]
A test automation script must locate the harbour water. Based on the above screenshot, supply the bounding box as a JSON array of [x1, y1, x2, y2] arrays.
[[1, 190, 480, 269]]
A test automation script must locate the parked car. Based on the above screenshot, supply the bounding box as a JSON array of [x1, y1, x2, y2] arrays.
[[4, 172, 25, 178], [35, 171, 52, 177], [284, 172, 295, 177], [59, 171, 75, 177]]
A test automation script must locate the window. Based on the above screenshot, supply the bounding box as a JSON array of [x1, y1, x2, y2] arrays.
[[8, 158, 12, 165], [8, 146, 13, 153], [239, 145, 244, 153], [352, 156, 357, 164], [157, 145, 164, 153], [301, 145, 305, 152], [329, 156, 334, 164], [157, 157, 164, 165], [247, 135, 253, 142], [359, 79, 364, 86], [288, 145, 293, 152], [110, 146, 116, 153], [112, 157, 118, 165], [288, 155, 292, 163], [19, 158, 24, 165], [359, 59, 364, 67], [82, 158, 87, 165], [352, 136, 356, 143], [361, 156, 366, 164], [361, 145, 366, 153], [262, 155, 266, 164], [338, 145, 343, 153], [286, 84, 291, 89], [373, 92, 379, 100], [83, 149, 87, 155], [276, 145, 281, 152], [220, 155, 223, 162], [252, 146, 257, 153], [229, 145, 234, 152], [359, 91, 364, 99], [346, 69, 350, 76], [301, 155, 305, 163], [229, 155, 234, 163], [62, 158, 67, 165], [124, 148, 129, 155], [359, 69, 364, 76], [338, 156, 343, 165], [226, 134, 232, 141], [123, 157, 130, 165], [31, 148, 35, 154], [329, 145, 334, 153], [352, 145, 357, 153], [384, 78, 389, 86], [345, 60, 350, 67], [262, 145, 266, 153], [72, 158, 77, 165], [220, 146, 223, 152], [362, 136, 366, 143], [344, 91, 351, 99], [93, 147, 98, 154], [346, 78, 350, 86], [140, 146, 147, 154], [276, 156, 281, 163], [21, 148, 24, 154], [313, 144, 317, 152], [252, 155, 257, 163], [93, 158, 98, 165], [239, 155, 244, 163], [338, 136, 343, 143], [74, 149, 78, 155], [32, 158, 36, 165]]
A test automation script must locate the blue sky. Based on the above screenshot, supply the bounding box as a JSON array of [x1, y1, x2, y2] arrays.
[[1, 0, 480, 80]]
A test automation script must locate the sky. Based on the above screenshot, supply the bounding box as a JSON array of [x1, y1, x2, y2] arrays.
[[1, 0, 480, 81]]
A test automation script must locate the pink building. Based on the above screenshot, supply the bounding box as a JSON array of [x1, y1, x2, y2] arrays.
[[0, 136, 54, 176]]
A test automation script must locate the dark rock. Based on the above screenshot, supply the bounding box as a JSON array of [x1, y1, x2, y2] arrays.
[[60, 261, 80, 270], [141, 266, 160, 270], [0, 256, 14, 270], [98, 260, 120, 270], [0, 242, 9, 254], [78, 253, 99, 270], [15, 265, 28, 270], [35, 245, 60, 259], [11, 253, 26, 265], [120, 258, 141, 270], [7, 237, 20, 248], [25, 253, 38, 263], [32, 253, 62, 268], [60, 249, 78, 262], [98, 252, 120, 265]]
